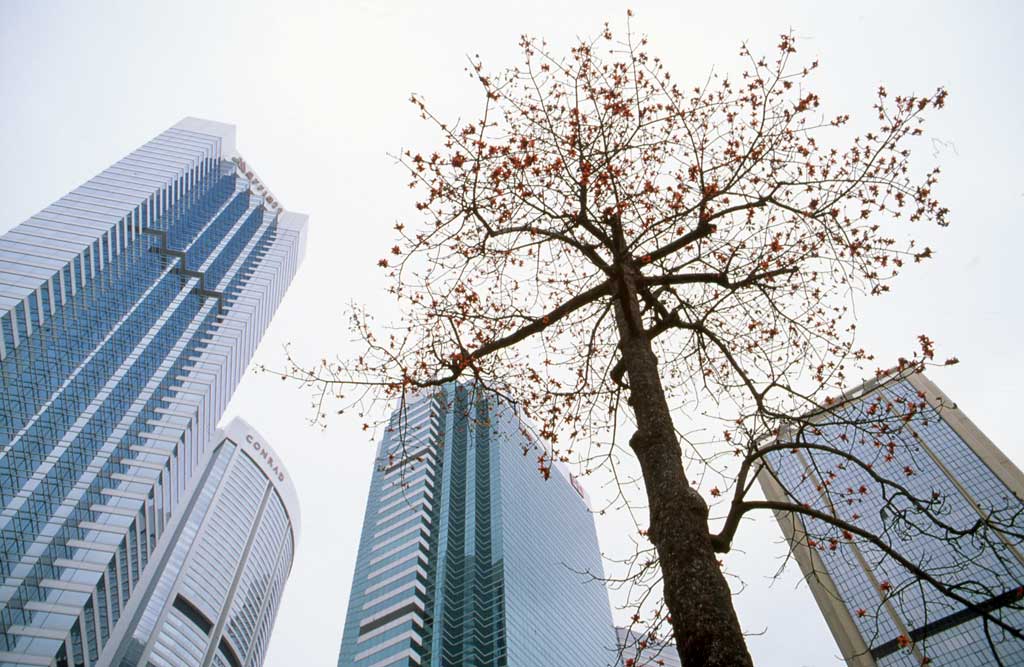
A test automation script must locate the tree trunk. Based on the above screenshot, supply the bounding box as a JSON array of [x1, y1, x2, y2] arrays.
[[616, 266, 753, 667]]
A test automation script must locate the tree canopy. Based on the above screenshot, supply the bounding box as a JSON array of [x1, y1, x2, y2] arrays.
[[278, 18, 982, 666]]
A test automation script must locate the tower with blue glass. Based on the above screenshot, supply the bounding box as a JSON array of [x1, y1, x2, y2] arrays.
[[0, 118, 307, 666], [337, 384, 618, 667], [760, 370, 1024, 666]]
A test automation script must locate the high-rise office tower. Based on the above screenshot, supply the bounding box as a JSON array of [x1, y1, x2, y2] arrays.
[[0, 118, 307, 666], [760, 371, 1024, 666], [110, 418, 299, 667], [337, 385, 618, 667]]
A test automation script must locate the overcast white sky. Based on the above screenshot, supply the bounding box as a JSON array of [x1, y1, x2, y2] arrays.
[[2, 1, 1022, 665]]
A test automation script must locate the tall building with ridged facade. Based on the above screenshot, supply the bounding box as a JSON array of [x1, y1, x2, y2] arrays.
[[337, 384, 618, 667], [0, 118, 307, 667]]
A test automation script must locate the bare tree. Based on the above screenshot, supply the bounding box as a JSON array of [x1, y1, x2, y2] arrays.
[[279, 18, 968, 666]]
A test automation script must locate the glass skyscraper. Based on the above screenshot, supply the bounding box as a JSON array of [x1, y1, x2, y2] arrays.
[[109, 418, 299, 667], [337, 384, 618, 667], [760, 371, 1024, 666], [615, 627, 681, 667], [0, 118, 307, 666]]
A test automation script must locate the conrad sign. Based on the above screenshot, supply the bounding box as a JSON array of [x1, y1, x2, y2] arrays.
[[232, 156, 283, 211], [245, 433, 286, 483]]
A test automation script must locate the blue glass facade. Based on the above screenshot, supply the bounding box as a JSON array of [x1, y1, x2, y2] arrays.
[[762, 372, 1024, 666], [0, 118, 307, 666], [337, 385, 618, 667]]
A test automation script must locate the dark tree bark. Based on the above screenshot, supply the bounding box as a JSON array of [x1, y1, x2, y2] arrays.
[[617, 261, 753, 665]]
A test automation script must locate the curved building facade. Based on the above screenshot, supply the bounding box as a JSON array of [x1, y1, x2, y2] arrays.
[[112, 417, 300, 667]]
